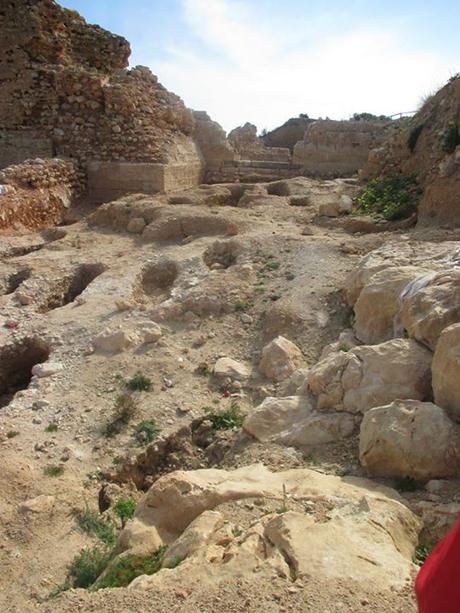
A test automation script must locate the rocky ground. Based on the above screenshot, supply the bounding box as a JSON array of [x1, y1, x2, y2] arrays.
[[1, 176, 460, 612]]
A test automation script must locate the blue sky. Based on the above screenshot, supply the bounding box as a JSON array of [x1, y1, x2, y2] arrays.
[[60, 0, 459, 132]]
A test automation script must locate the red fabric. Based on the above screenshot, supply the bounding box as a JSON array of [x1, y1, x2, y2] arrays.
[[415, 519, 460, 612]]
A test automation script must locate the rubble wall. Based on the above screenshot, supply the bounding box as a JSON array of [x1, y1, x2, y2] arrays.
[[293, 120, 390, 177]]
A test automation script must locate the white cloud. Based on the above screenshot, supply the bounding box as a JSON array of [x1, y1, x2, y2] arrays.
[[153, 0, 456, 132]]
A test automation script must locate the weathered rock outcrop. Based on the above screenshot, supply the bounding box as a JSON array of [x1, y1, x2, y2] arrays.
[[116, 465, 421, 596], [293, 120, 390, 177], [432, 323, 460, 420], [305, 339, 432, 414], [360, 400, 460, 480], [243, 396, 355, 446], [362, 76, 460, 225]]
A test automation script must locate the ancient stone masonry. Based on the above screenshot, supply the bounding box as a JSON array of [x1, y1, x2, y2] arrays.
[[293, 119, 390, 177], [228, 122, 291, 162], [262, 116, 314, 151], [0, 0, 203, 201], [0, 157, 80, 229], [361, 76, 460, 225]]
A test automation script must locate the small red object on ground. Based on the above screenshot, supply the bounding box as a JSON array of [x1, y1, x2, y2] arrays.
[[5, 320, 18, 329]]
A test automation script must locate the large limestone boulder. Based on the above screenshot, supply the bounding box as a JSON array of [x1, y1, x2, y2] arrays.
[[213, 357, 250, 381], [243, 396, 355, 446], [353, 266, 428, 344], [121, 464, 420, 595], [432, 323, 460, 420], [359, 400, 460, 480], [400, 270, 460, 350], [306, 338, 432, 414], [259, 336, 303, 382]]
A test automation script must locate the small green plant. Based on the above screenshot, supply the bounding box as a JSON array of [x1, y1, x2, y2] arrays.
[[394, 476, 420, 492], [232, 526, 243, 538], [77, 510, 115, 547], [103, 393, 139, 438], [45, 423, 58, 433], [206, 401, 244, 431], [407, 124, 424, 152], [234, 301, 250, 312], [276, 484, 289, 514], [356, 175, 421, 221], [126, 372, 152, 392], [113, 497, 137, 528], [92, 547, 166, 590], [442, 123, 460, 154], [6, 430, 19, 439], [69, 546, 111, 589], [335, 467, 348, 477], [338, 342, 351, 352], [413, 544, 432, 566], [44, 464, 64, 477], [134, 420, 159, 443], [264, 260, 280, 271], [285, 272, 295, 281]]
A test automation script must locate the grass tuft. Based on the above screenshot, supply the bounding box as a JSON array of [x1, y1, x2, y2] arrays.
[[206, 401, 244, 431], [76, 510, 115, 547], [93, 547, 166, 590], [126, 372, 152, 392], [44, 465, 64, 477], [134, 419, 159, 443]]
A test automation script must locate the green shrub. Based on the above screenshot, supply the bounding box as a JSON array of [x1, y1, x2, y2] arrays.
[[413, 544, 432, 566], [43, 465, 64, 477], [45, 423, 58, 433], [356, 175, 421, 221], [135, 419, 159, 443], [206, 401, 244, 431], [104, 393, 139, 438], [407, 124, 424, 152], [126, 372, 152, 392], [113, 497, 137, 527], [93, 547, 166, 590], [442, 123, 460, 154], [6, 430, 19, 439], [77, 510, 115, 547], [69, 546, 111, 589]]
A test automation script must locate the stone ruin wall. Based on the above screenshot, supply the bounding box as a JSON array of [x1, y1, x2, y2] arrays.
[[293, 120, 391, 177], [0, 0, 204, 208], [0, 158, 79, 230], [228, 122, 291, 163], [262, 116, 313, 151]]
